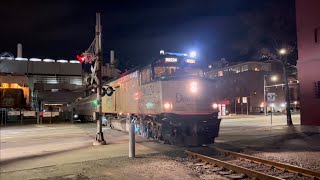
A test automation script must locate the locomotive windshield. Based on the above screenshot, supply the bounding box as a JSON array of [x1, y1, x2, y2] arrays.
[[153, 54, 204, 78]]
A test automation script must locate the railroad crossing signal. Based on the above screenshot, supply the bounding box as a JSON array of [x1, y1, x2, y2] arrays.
[[102, 86, 114, 97], [267, 93, 276, 102]]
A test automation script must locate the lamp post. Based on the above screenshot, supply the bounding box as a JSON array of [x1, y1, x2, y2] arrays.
[[263, 75, 267, 116], [294, 101, 298, 112], [279, 48, 293, 126]]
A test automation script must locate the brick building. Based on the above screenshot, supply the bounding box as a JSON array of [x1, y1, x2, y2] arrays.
[[205, 60, 299, 116], [296, 0, 320, 125]]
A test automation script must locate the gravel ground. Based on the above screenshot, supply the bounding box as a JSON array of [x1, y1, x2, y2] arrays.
[[244, 150, 320, 172], [1, 150, 231, 180], [0, 151, 225, 180], [1, 152, 201, 180], [242, 133, 320, 172]]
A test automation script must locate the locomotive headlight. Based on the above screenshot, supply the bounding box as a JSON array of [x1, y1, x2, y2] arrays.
[[212, 103, 218, 109], [190, 81, 198, 93], [163, 102, 173, 110]]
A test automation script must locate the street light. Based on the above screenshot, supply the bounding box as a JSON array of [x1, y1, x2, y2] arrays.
[[279, 48, 287, 55], [271, 75, 278, 82], [294, 101, 298, 112]]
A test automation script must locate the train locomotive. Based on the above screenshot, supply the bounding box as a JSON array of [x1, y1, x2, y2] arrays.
[[73, 51, 221, 146]]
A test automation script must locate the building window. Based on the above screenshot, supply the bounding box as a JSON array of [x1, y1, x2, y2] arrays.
[[315, 27, 318, 43], [314, 81, 320, 98], [234, 66, 241, 73], [241, 65, 248, 72]]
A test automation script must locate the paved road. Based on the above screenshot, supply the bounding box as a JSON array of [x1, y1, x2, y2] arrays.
[[0, 114, 300, 161], [0, 123, 144, 162]]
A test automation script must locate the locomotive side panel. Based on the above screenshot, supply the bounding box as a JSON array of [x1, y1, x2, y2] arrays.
[[139, 81, 162, 114], [102, 71, 140, 114]]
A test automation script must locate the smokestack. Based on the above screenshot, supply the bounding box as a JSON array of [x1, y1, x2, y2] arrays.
[[110, 50, 115, 67], [17, 43, 22, 58]]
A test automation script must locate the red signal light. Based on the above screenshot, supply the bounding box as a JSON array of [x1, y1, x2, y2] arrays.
[[77, 55, 86, 63]]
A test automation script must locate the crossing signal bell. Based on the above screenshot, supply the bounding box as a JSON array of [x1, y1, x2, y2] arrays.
[[102, 86, 114, 97]]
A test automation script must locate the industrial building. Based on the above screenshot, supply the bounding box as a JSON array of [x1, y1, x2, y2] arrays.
[[0, 44, 83, 111]]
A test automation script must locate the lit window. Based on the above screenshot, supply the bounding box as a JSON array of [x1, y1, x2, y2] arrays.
[[218, 71, 223, 77], [241, 65, 248, 72], [234, 67, 241, 73]]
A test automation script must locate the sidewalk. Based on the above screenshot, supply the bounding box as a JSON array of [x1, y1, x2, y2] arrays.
[[0, 130, 179, 172]]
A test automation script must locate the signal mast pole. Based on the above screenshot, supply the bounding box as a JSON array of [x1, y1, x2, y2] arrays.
[[94, 12, 106, 145]]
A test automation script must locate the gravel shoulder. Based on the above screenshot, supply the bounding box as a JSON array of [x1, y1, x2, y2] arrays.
[[0, 151, 230, 180]]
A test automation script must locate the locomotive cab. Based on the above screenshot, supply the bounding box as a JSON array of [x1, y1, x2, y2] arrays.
[[145, 53, 221, 145]]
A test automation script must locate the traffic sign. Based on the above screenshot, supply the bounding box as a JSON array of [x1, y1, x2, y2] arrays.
[[267, 93, 276, 102]]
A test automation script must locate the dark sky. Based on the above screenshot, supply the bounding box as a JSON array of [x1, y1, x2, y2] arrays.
[[1, 0, 296, 70]]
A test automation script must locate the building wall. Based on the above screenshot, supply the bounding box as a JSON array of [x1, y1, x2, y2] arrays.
[[206, 61, 299, 115], [296, 0, 320, 125]]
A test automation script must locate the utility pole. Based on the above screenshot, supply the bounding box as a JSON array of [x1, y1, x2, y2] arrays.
[[94, 12, 106, 145], [263, 75, 267, 116], [281, 55, 293, 126]]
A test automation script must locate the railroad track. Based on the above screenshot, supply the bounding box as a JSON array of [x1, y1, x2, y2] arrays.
[[185, 148, 320, 180]]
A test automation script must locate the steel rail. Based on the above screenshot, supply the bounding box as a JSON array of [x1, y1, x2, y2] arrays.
[[214, 147, 320, 179], [185, 150, 282, 180]]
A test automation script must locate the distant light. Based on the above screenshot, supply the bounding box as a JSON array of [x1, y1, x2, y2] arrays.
[[30, 58, 42, 62], [294, 101, 298, 105], [281, 103, 286, 108], [279, 48, 287, 55], [189, 51, 197, 58], [260, 103, 264, 108], [208, 65, 212, 69], [57, 59, 68, 63], [43, 59, 55, 62], [69, 60, 80, 64], [270, 103, 275, 107], [185, 59, 196, 64], [160, 50, 165, 54]]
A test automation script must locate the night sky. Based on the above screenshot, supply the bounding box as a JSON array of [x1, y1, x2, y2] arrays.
[[1, 0, 297, 70]]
